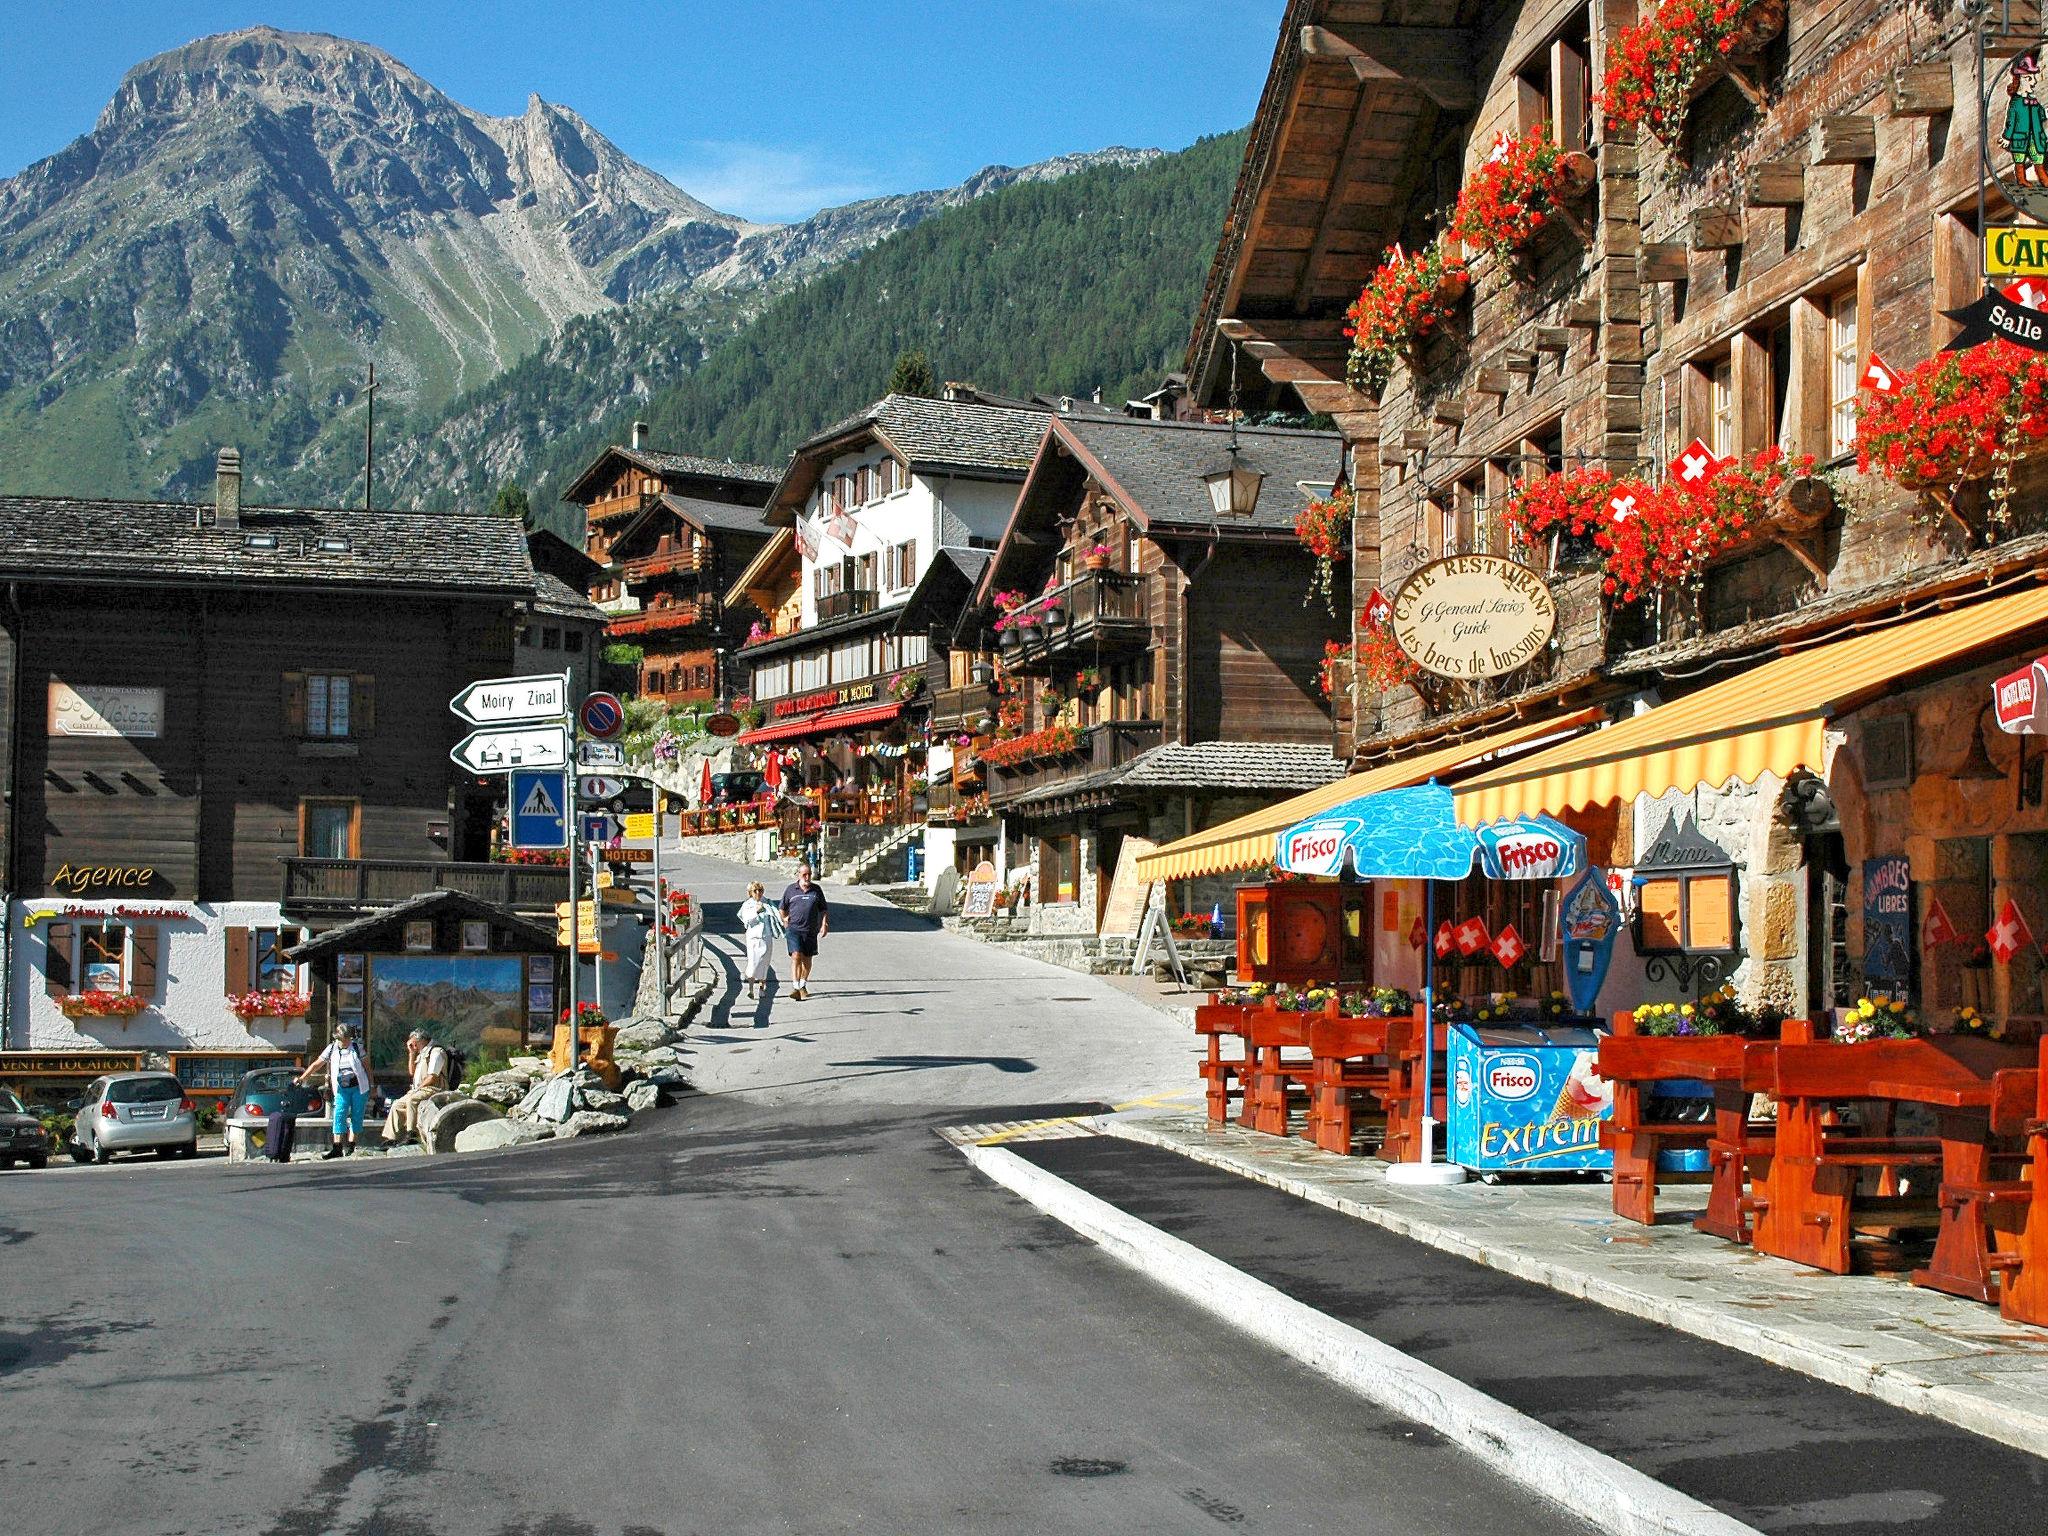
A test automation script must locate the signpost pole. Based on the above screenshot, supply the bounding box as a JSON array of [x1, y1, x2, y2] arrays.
[[590, 838, 605, 1017], [563, 669, 579, 1082], [651, 793, 669, 1013]]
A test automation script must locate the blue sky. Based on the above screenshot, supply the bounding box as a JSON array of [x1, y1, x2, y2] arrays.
[[0, 2, 1284, 222]]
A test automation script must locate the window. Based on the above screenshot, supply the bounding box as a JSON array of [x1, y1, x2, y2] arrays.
[[889, 540, 918, 589], [541, 627, 561, 652], [565, 630, 585, 654], [78, 922, 128, 993], [250, 926, 306, 992], [307, 674, 350, 737], [857, 551, 878, 592], [876, 457, 898, 496], [1710, 358, 1735, 457], [1829, 287, 1860, 456], [299, 799, 359, 859], [1454, 474, 1486, 554], [1516, 15, 1592, 149]]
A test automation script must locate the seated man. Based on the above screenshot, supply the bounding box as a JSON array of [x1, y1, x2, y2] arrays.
[[382, 1028, 449, 1142]]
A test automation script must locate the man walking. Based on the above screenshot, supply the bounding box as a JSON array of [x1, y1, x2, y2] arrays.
[[383, 1028, 449, 1143], [778, 863, 830, 1001]]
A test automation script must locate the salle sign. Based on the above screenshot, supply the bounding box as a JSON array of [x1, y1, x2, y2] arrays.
[[1391, 556, 1557, 681]]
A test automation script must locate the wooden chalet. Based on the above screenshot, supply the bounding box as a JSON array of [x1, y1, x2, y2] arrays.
[[563, 424, 779, 705]]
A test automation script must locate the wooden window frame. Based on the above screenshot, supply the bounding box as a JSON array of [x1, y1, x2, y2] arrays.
[[1515, 12, 1592, 150], [298, 798, 361, 859]]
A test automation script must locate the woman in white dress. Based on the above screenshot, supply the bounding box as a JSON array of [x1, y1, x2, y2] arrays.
[[737, 881, 777, 999]]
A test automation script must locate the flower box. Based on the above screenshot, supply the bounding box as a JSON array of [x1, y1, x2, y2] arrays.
[[230, 991, 312, 1022], [57, 991, 147, 1020], [1600, 0, 1787, 147]]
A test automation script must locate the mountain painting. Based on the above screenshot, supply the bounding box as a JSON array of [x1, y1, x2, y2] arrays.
[[367, 954, 526, 1073]]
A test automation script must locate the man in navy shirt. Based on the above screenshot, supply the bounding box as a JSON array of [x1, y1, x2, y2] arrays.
[[778, 863, 830, 1000]]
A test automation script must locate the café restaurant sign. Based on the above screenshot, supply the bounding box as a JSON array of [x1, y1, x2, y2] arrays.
[[49, 682, 163, 738], [1391, 556, 1557, 680], [1994, 656, 2048, 734], [770, 681, 880, 719]]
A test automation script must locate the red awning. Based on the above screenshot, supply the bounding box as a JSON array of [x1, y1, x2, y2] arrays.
[[739, 699, 905, 745]]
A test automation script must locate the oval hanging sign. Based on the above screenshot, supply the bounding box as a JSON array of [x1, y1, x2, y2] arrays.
[[1390, 555, 1557, 681], [704, 712, 742, 739]]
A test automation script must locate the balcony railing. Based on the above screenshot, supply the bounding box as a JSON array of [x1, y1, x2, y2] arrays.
[[607, 601, 706, 638], [999, 570, 1148, 671], [985, 720, 1163, 803], [620, 547, 706, 582], [816, 588, 880, 623], [930, 683, 993, 734], [282, 858, 567, 915]]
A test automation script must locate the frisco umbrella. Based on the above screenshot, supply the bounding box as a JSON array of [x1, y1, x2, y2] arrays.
[[1273, 786, 1585, 1184]]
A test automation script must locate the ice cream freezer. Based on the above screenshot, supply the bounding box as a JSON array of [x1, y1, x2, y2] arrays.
[[1446, 1022, 1614, 1177]]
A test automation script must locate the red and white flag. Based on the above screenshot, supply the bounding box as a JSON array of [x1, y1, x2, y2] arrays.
[[1859, 353, 1901, 395], [1987, 899, 2034, 964], [1922, 898, 1958, 949], [1409, 914, 1427, 951], [1434, 921, 1456, 959], [1454, 915, 1492, 957], [1668, 437, 1724, 488], [1606, 489, 1640, 524], [2003, 280, 2048, 312], [1363, 587, 1393, 629], [1490, 923, 1526, 968]]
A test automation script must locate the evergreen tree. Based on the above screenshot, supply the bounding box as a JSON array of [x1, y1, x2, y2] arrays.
[[491, 483, 533, 524], [886, 349, 939, 398]]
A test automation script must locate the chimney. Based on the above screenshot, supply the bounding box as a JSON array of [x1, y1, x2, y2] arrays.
[[942, 381, 974, 403], [631, 421, 650, 450], [214, 447, 242, 530]]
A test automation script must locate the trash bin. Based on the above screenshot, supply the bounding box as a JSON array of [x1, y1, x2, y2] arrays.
[[1447, 1022, 1614, 1177]]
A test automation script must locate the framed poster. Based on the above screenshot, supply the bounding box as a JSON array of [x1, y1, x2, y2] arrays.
[[1863, 855, 1913, 986], [460, 921, 491, 953], [526, 954, 554, 980], [337, 953, 365, 981], [404, 921, 434, 953]]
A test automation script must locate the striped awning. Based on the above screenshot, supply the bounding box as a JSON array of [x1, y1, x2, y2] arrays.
[[1454, 584, 2048, 823], [1133, 708, 1603, 883], [738, 700, 904, 745]]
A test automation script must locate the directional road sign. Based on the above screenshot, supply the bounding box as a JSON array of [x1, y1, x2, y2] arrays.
[[450, 674, 568, 727], [451, 723, 569, 774], [582, 812, 619, 845], [511, 770, 569, 849], [577, 740, 625, 768], [578, 775, 626, 802]]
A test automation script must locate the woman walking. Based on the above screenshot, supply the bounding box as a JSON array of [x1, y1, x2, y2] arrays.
[[297, 1021, 372, 1159], [737, 880, 778, 999]]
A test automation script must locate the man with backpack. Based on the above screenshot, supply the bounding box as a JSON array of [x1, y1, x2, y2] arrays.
[[383, 1028, 458, 1143]]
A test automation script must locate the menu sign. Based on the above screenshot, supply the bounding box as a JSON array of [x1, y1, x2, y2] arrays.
[[1391, 556, 1557, 680], [49, 682, 164, 739]]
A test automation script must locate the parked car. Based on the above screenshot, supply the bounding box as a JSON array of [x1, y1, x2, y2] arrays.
[[222, 1068, 322, 1153], [70, 1073, 198, 1163], [0, 1088, 50, 1169], [709, 770, 765, 805]]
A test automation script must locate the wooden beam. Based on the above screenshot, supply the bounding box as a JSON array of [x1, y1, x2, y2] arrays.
[[1432, 398, 1468, 425], [1474, 368, 1513, 396], [1812, 116, 1877, 165], [1504, 349, 1538, 376], [1745, 161, 1806, 206], [1400, 428, 1432, 451], [1566, 297, 1604, 328], [1642, 242, 1691, 282], [1300, 23, 1476, 111], [1890, 62, 1953, 116], [1690, 207, 1744, 250]]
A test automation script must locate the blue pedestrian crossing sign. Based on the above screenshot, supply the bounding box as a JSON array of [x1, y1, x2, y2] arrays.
[[511, 769, 568, 849]]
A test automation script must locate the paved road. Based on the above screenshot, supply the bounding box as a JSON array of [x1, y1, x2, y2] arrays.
[[1, 852, 1587, 1535]]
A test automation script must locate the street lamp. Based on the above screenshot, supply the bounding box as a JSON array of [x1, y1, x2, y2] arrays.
[[1203, 338, 1264, 518]]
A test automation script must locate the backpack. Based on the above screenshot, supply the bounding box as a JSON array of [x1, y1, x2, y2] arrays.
[[440, 1046, 467, 1092]]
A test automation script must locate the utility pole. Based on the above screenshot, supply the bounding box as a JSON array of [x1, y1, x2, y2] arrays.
[[361, 363, 378, 511], [563, 667, 581, 1081]]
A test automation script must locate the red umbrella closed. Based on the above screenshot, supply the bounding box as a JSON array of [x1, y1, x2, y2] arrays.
[[764, 749, 782, 791], [699, 758, 714, 806]]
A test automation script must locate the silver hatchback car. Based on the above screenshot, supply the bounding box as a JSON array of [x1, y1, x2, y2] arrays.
[[71, 1073, 198, 1163]]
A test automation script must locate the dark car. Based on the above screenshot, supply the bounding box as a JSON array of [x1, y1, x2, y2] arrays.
[[223, 1067, 323, 1153], [0, 1088, 50, 1170], [710, 771, 765, 805]]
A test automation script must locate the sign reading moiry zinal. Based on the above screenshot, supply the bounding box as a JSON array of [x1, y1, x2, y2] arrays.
[[1391, 556, 1557, 681]]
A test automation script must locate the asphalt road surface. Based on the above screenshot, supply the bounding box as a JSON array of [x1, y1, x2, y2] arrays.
[[1, 852, 1589, 1535]]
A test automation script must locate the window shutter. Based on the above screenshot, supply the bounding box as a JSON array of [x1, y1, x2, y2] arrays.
[[44, 922, 73, 997], [130, 927, 159, 998], [224, 927, 250, 995], [281, 672, 307, 736], [353, 675, 376, 735]]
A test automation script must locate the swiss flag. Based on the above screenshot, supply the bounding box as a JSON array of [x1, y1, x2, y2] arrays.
[[1859, 353, 1901, 395], [2004, 280, 2048, 312], [1454, 915, 1492, 956], [1606, 489, 1640, 524], [1490, 923, 1526, 968], [1922, 898, 1958, 949], [1668, 437, 1725, 487], [1987, 899, 2035, 964], [1409, 914, 1427, 951], [1434, 921, 1456, 959], [1363, 587, 1394, 629]]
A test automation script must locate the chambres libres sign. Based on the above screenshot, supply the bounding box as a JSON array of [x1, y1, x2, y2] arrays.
[[1391, 556, 1558, 681]]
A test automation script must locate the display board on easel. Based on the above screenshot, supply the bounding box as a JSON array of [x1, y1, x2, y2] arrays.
[[1098, 836, 1158, 940], [961, 860, 999, 918], [1131, 880, 1187, 985]]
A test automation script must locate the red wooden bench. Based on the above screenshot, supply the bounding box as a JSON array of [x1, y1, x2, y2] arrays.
[[1991, 1040, 2048, 1326], [1306, 1011, 1408, 1156], [1193, 998, 1255, 1125], [1246, 1007, 1318, 1137], [1377, 1022, 1445, 1167]]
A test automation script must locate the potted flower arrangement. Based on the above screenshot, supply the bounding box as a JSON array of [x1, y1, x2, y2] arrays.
[[1294, 488, 1353, 613], [1171, 911, 1214, 941], [1344, 241, 1471, 392], [229, 989, 312, 1022], [1855, 339, 2048, 532], [1952, 1004, 1997, 1038], [1832, 993, 1918, 1044], [1598, 0, 1788, 147], [978, 724, 1084, 767], [494, 847, 571, 867], [747, 620, 770, 643], [1082, 541, 1113, 571], [1450, 126, 1593, 263], [57, 990, 148, 1020], [887, 670, 924, 703], [1072, 666, 1102, 694]]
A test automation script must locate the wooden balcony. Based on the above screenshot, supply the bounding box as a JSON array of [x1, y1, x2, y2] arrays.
[[998, 570, 1149, 672], [281, 859, 567, 916], [817, 588, 879, 623], [607, 601, 706, 638], [930, 682, 994, 735], [620, 546, 706, 582], [986, 720, 1163, 804]]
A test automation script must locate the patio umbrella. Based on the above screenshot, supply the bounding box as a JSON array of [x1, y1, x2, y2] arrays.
[[699, 757, 714, 807], [1273, 786, 1586, 1184], [764, 747, 782, 792]]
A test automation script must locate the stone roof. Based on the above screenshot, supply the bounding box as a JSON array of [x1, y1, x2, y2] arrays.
[[284, 889, 556, 959], [803, 393, 1050, 475], [1055, 416, 1344, 535], [530, 571, 609, 624], [895, 546, 993, 637], [0, 495, 535, 595], [658, 492, 774, 538], [560, 443, 781, 505], [1118, 740, 1346, 791]]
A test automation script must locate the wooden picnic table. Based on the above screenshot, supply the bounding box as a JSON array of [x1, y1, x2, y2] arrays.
[[1307, 1012, 1409, 1157], [1754, 1032, 2035, 1294], [1992, 1041, 2048, 1326]]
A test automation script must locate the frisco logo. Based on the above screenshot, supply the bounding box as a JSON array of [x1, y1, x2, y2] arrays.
[[1486, 1056, 1542, 1101], [1492, 835, 1562, 875], [1279, 817, 1359, 875]]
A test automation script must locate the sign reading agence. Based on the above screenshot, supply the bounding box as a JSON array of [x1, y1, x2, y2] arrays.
[[1391, 555, 1557, 680]]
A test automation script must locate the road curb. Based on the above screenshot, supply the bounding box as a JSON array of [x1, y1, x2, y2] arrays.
[[961, 1141, 1760, 1536], [1098, 1114, 2048, 1461]]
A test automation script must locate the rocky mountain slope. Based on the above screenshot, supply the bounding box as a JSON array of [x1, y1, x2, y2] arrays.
[[0, 25, 1156, 501]]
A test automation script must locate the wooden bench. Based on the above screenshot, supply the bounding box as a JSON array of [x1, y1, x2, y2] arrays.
[[1378, 1023, 1445, 1167], [1991, 1041, 2048, 1325], [1193, 999, 1256, 1125], [1246, 1007, 1318, 1137], [1599, 1013, 1757, 1228], [1306, 1011, 1409, 1156]]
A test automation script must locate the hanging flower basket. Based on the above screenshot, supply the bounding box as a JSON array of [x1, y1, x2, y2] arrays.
[[1344, 241, 1472, 392], [1295, 488, 1353, 613], [1599, 0, 1788, 146], [58, 991, 148, 1019], [1856, 341, 2048, 535], [978, 725, 1085, 767], [1451, 127, 1593, 263], [229, 990, 312, 1022]]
